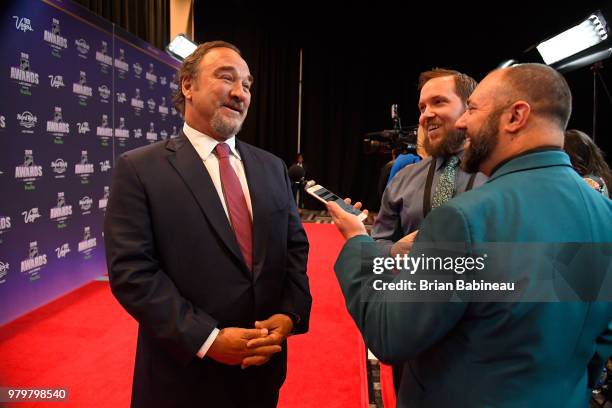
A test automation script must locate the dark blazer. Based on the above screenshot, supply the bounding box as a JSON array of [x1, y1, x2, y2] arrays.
[[104, 132, 311, 407], [335, 150, 612, 407]]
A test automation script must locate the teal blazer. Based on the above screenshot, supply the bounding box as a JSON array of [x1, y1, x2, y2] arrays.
[[335, 150, 612, 407]]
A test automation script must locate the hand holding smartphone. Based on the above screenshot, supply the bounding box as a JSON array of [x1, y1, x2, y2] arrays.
[[304, 180, 367, 222]]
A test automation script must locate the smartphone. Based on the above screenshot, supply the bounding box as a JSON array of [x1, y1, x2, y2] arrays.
[[304, 180, 367, 221]]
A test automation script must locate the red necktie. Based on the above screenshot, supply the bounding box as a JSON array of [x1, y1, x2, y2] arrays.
[[215, 143, 253, 271]]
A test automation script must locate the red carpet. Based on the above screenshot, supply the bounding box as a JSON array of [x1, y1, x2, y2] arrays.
[[0, 224, 367, 407], [279, 224, 368, 407], [0, 281, 136, 407]]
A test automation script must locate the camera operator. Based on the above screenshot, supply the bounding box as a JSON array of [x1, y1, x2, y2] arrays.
[[365, 109, 421, 201], [378, 149, 402, 204], [387, 125, 428, 183]]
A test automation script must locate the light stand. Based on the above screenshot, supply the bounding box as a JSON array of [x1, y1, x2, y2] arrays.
[[590, 61, 612, 143]]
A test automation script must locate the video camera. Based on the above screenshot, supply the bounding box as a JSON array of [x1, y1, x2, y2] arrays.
[[363, 104, 418, 155]]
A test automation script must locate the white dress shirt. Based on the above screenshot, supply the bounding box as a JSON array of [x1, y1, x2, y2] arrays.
[[182, 122, 254, 359]]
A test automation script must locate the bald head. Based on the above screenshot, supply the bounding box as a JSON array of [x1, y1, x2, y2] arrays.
[[455, 63, 573, 175], [495, 63, 572, 130]]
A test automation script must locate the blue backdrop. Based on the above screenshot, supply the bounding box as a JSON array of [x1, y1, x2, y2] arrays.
[[0, 0, 183, 325]]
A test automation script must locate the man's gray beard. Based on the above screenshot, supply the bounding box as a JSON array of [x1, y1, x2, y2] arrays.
[[211, 112, 243, 139], [424, 128, 466, 158]]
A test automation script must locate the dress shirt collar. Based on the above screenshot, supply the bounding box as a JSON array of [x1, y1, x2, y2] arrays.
[[434, 149, 465, 171], [183, 122, 242, 161]]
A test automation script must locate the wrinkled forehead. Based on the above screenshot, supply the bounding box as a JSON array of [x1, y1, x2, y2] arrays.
[[418, 76, 458, 104], [200, 47, 252, 81]]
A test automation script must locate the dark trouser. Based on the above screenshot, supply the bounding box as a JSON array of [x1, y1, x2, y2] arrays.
[[393, 364, 403, 395]]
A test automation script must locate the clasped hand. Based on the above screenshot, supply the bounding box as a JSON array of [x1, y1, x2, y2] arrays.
[[208, 314, 293, 369]]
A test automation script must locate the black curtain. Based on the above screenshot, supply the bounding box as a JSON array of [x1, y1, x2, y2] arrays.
[[195, 1, 612, 210], [299, 39, 410, 211], [194, 3, 301, 166], [73, 0, 169, 50]]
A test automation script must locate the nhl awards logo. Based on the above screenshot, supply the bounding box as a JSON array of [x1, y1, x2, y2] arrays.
[[78, 227, 97, 257], [170, 73, 179, 91], [96, 40, 112, 71], [133, 128, 142, 139], [75, 150, 95, 183], [17, 111, 37, 134], [146, 63, 158, 87], [0, 216, 12, 244], [13, 16, 33, 33], [96, 114, 112, 146], [73, 71, 93, 105], [75, 38, 90, 58], [146, 122, 158, 143], [21, 241, 47, 280], [160, 76, 167, 86], [47, 106, 70, 144], [44, 18, 68, 57], [131, 88, 144, 114], [0, 261, 8, 284], [55, 243, 71, 259], [115, 48, 129, 75], [115, 117, 129, 142], [0, 216, 11, 233], [15, 150, 43, 190], [10, 52, 39, 95], [49, 74, 65, 89], [158, 96, 169, 116], [51, 158, 68, 179], [50, 192, 72, 228], [171, 125, 179, 138], [160, 129, 168, 140], [99, 186, 109, 210]]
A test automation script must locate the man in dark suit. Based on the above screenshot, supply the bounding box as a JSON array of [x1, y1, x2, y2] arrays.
[[104, 41, 311, 408], [328, 63, 612, 406]]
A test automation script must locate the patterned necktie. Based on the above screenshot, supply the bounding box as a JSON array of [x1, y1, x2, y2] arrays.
[[431, 155, 460, 209], [214, 143, 253, 271]]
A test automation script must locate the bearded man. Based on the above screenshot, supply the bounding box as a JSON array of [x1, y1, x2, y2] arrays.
[[328, 63, 612, 407], [372, 69, 487, 258], [369, 69, 488, 392]]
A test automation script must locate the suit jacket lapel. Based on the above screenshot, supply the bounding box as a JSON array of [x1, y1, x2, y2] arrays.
[[237, 141, 270, 281], [166, 132, 250, 276]]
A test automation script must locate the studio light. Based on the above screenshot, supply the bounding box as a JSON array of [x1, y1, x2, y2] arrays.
[[554, 47, 612, 73], [536, 11, 608, 66], [166, 34, 197, 61], [531, 10, 612, 142]]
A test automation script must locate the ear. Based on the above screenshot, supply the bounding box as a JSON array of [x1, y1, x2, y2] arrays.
[[504, 101, 530, 133], [181, 76, 193, 100]]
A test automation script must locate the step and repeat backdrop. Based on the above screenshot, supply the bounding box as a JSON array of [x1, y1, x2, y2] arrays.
[[0, 0, 183, 324]]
